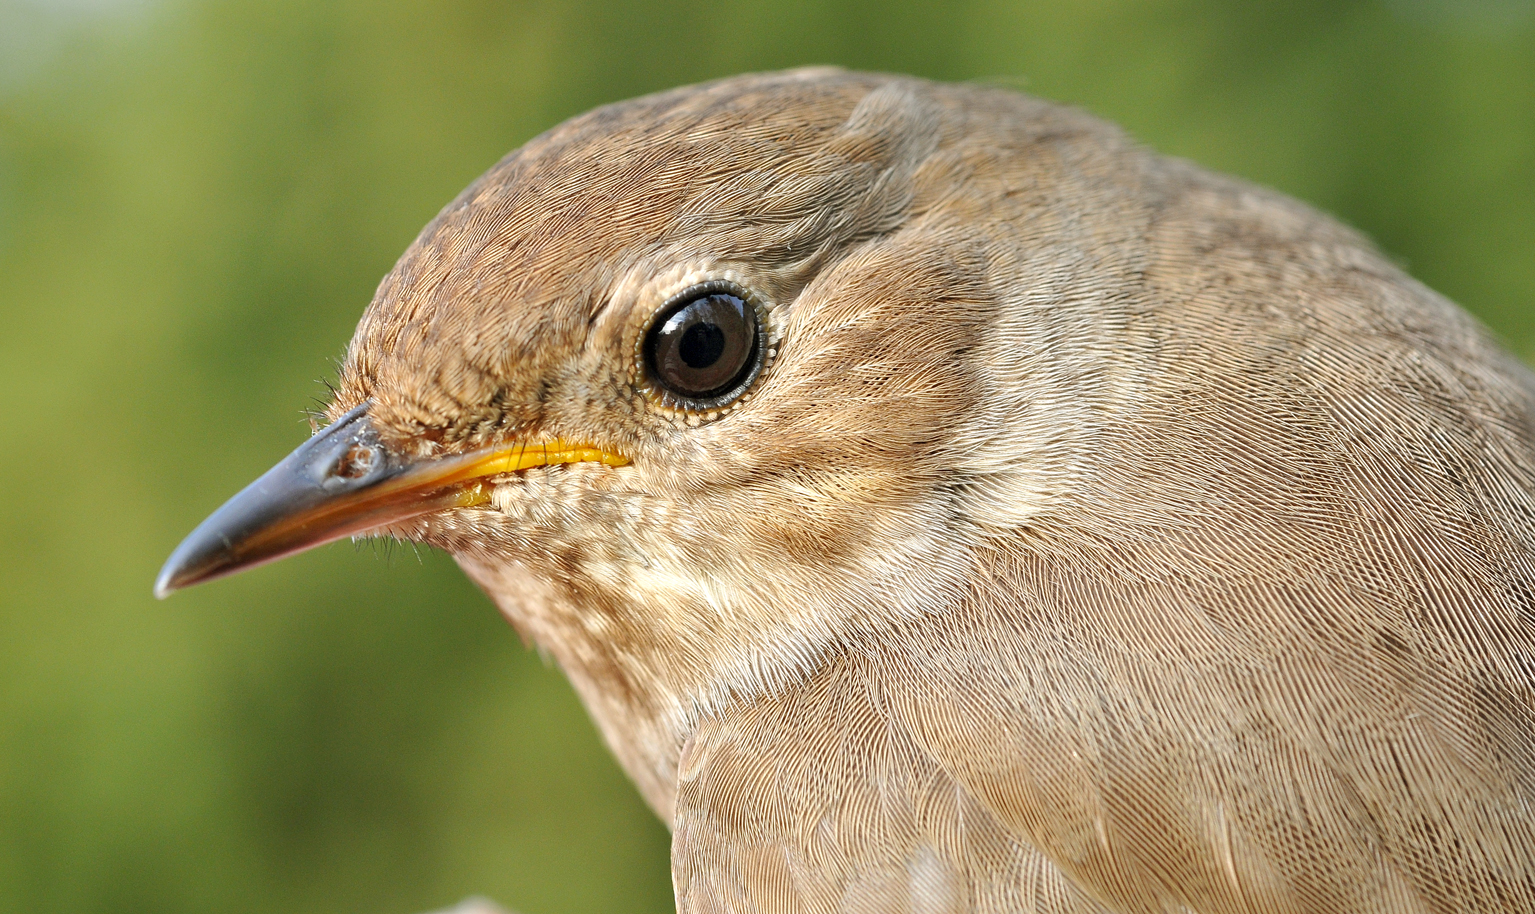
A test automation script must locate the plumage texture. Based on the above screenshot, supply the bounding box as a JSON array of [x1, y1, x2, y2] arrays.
[[327, 69, 1535, 912]]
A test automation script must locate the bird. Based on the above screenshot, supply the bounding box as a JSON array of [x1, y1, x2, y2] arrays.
[[156, 68, 1535, 913]]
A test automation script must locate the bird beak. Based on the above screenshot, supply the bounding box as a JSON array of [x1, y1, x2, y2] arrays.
[[154, 404, 627, 598]]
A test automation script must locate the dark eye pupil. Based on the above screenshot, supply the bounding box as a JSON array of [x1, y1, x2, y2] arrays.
[[645, 291, 760, 404], [679, 322, 726, 369]]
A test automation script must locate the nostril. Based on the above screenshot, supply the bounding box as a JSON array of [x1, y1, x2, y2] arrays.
[[333, 444, 378, 480]]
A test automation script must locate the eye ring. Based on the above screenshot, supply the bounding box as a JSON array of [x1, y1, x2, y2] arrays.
[[638, 280, 769, 413]]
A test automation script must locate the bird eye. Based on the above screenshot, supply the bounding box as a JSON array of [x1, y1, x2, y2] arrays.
[[643, 288, 762, 408]]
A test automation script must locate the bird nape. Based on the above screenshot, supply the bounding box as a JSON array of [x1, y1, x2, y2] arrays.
[[157, 70, 1535, 913]]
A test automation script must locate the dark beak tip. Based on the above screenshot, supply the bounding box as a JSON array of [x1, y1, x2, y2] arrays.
[[152, 563, 183, 600], [152, 575, 174, 600], [151, 405, 401, 600], [154, 533, 225, 600]]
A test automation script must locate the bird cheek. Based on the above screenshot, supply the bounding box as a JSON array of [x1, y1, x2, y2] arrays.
[[477, 464, 641, 551]]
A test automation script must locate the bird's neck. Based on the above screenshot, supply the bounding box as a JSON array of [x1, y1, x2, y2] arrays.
[[447, 505, 978, 823]]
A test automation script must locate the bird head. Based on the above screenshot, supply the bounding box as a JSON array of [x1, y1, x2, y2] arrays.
[[157, 70, 1151, 809]]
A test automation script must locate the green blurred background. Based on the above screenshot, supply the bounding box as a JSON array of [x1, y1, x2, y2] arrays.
[[0, 1, 1531, 912]]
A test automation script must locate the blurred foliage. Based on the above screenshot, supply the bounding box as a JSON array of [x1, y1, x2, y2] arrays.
[[0, 0, 1531, 912]]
